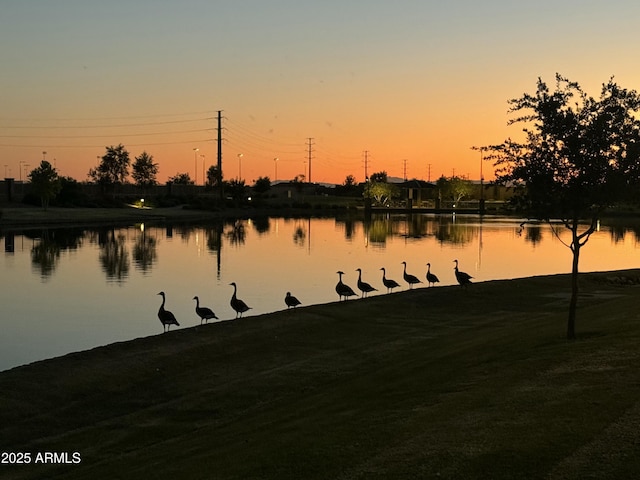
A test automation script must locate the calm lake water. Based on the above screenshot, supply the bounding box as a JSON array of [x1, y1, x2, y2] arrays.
[[1, 213, 639, 372]]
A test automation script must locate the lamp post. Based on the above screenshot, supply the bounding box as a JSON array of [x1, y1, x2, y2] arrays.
[[471, 146, 486, 214], [200, 154, 205, 186], [237, 153, 243, 181], [274, 157, 278, 183], [193, 148, 199, 185]]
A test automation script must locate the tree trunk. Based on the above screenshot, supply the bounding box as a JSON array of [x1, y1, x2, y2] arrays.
[[567, 225, 580, 340]]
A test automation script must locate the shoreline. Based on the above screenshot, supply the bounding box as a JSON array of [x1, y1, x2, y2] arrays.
[[2, 269, 640, 478]]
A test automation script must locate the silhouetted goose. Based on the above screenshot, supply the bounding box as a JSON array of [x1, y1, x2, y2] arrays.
[[380, 267, 400, 293], [356, 268, 377, 298], [335, 271, 357, 300], [193, 296, 218, 324], [401, 261, 422, 289], [157, 291, 180, 333], [285, 292, 301, 309], [453, 259, 473, 287], [426, 263, 440, 287], [230, 282, 251, 318]]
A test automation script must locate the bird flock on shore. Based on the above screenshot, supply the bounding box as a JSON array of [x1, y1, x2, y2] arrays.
[[156, 259, 472, 333]]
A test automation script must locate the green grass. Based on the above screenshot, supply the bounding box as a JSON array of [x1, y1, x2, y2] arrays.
[[2, 271, 640, 479]]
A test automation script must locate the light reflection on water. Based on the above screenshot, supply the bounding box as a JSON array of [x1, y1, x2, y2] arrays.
[[1, 213, 639, 371]]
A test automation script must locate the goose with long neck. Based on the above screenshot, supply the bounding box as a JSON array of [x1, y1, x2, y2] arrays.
[[356, 268, 377, 298], [380, 267, 400, 293], [426, 263, 440, 287], [229, 282, 251, 318], [157, 291, 180, 333], [453, 259, 472, 287], [401, 261, 421, 289], [193, 296, 218, 324], [335, 271, 357, 301]]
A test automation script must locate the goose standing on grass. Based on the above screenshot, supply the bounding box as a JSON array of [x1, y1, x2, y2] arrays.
[[453, 259, 473, 287], [356, 268, 377, 298], [285, 292, 301, 309], [335, 271, 357, 301], [380, 267, 400, 293], [426, 263, 440, 287], [401, 261, 422, 289], [157, 291, 180, 333], [193, 296, 218, 324], [229, 282, 251, 318]]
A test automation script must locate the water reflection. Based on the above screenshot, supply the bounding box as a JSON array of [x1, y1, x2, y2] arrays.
[[98, 228, 130, 282], [3, 214, 640, 372], [226, 220, 246, 246], [31, 232, 60, 278], [524, 225, 543, 245], [253, 216, 270, 235], [606, 219, 640, 244], [29, 229, 83, 278], [132, 224, 157, 273], [433, 216, 477, 245], [4, 214, 640, 285]]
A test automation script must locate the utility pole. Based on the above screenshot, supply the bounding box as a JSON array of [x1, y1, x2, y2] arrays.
[[403, 159, 407, 181], [428, 163, 431, 182], [363, 150, 369, 181], [217, 110, 223, 201], [306, 137, 314, 183]]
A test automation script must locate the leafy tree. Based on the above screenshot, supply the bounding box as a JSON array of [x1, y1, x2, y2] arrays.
[[88, 144, 130, 186], [369, 171, 388, 183], [132, 151, 158, 187], [253, 176, 271, 194], [167, 172, 193, 185], [227, 179, 246, 201], [364, 178, 399, 206], [206, 165, 222, 187], [343, 174, 357, 187], [488, 74, 640, 339], [28, 160, 61, 210], [436, 175, 473, 206]]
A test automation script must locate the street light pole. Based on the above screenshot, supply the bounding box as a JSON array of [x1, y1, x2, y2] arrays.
[[193, 148, 199, 185], [274, 157, 278, 183], [471, 145, 486, 214], [200, 154, 205, 186], [237, 153, 243, 181]]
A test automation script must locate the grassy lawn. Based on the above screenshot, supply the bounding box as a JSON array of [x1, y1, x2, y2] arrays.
[[1, 271, 640, 479]]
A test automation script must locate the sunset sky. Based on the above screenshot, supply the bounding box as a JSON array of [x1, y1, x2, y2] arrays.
[[2, 1, 639, 185]]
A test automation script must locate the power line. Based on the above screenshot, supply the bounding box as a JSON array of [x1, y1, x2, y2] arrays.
[[0, 139, 214, 149], [0, 118, 211, 129], [0, 129, 211, 139], [0, 110, 216, 122]]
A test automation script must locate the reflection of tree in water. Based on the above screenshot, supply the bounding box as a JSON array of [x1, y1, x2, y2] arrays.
[[30, 228, 84, 278], [225, 220, 246, 246], [206, 224, 224, 253], [434, 217, 477, 245], [133, 227, 157, 272], [607, 218, 640, 243], [402, 215, 429, 239], [31, 233, 60, 278], [367, 217, 393, 245], [524, 225, 543, 245], [336, 218, 356, 240], [99, 229, 130, 282], [293, 223, 306, 246], [253, 217, 271, 235]]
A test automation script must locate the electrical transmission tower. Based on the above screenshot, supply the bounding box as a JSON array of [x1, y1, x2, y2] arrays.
[[306, 137, 314, 183]]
